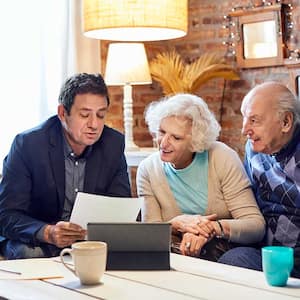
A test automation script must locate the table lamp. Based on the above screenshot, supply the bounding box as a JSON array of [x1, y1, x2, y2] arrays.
[[104, 43, 152, 151]]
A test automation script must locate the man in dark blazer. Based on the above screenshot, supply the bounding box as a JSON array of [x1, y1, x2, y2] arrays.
[[0, 73, 131, 259]]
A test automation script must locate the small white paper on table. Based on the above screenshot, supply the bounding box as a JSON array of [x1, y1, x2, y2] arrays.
[[70, 192, 143, 229], [0, 258, 63, 280]]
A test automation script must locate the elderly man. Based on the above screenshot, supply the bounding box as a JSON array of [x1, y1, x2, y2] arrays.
[[218, 81, 300, 278], [0, 73, 131, 259]]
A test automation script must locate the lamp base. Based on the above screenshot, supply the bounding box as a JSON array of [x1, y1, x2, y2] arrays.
[[125, 140, 140, 151]]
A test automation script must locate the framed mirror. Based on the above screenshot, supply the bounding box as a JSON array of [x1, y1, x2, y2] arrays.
[[243, 20, 278, 59], [229, 4, 286, 68]]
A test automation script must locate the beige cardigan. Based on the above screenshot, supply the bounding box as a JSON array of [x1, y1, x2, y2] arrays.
[[136, 141, 265, 244]]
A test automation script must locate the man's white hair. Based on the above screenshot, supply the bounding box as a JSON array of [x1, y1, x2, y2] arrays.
[[242, 81, 300, 126]]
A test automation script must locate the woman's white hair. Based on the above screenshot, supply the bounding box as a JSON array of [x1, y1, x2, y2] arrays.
[[145, 93, 220, 152]]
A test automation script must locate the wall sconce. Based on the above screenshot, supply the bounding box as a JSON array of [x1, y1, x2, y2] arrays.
[[104, 43, 152, 151], [82, 0, 188, 41]]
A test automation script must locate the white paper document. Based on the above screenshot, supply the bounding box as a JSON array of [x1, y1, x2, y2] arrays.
[[70, 192, 143, 229]]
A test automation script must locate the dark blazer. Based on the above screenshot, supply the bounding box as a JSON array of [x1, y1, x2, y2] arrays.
[[0, 116, 131, 245]]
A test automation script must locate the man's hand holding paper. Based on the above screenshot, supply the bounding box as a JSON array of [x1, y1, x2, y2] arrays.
[[44, 221, 86, 248]]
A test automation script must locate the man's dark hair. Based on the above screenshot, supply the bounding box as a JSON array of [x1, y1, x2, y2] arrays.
[[58, 73, 110, 114]]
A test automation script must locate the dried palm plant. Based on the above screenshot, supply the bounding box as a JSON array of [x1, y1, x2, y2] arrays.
[[149, 51, 239, 95]]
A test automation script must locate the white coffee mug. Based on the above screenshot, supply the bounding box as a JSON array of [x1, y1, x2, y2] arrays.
[[60, 241, 107, 285]]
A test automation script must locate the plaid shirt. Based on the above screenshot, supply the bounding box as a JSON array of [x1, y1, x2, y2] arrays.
[[244, 126, 300, 251]]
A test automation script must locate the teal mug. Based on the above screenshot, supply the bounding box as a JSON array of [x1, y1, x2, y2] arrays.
[[262, 246, 294, 287]]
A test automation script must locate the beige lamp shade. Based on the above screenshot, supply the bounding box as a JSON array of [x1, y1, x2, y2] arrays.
[[104, 43, 152, 85], [83, 0, 188, 41]]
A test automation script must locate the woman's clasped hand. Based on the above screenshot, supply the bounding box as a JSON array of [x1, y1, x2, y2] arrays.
[[172, 214, 218, 256]]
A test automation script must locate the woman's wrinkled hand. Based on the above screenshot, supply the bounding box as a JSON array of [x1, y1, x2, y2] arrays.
[[171, 213, 217, 238], [180, 232, 208, 257]]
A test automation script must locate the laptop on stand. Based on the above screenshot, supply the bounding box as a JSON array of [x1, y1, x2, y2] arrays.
[[87, 222, 171, 270]]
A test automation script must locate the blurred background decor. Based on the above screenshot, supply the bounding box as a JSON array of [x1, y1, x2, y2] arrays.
[[149, 51, 240, 95]]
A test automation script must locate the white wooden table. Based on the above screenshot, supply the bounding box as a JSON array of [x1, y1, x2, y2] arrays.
[[0, 254, 299, 299]]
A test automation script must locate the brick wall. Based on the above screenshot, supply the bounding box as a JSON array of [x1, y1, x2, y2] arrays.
[[102, 0, 300, 159]]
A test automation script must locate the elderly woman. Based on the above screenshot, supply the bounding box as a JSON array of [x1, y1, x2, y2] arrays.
[[136, 93, 265, 260]]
